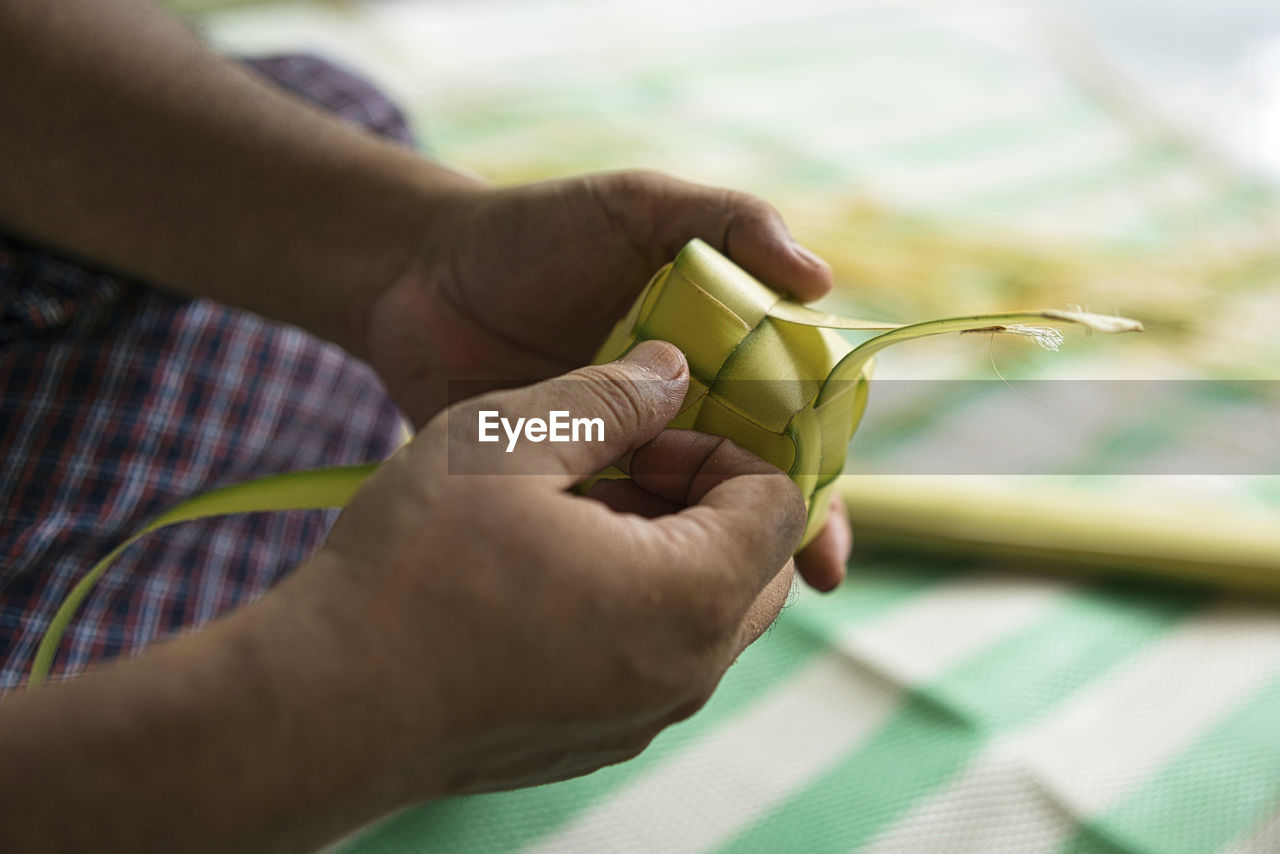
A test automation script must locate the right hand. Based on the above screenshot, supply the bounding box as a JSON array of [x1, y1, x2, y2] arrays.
[[290, 340, 807, 800]]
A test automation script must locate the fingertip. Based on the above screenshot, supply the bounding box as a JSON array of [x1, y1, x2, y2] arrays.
[[726, 206, 833, 303], [611, 339, 690, 426], [620, 339, 688, 383], [788, 243, 835, 299], [795, 494, 852, 592], [796, 549, 844, 593], [828, 492, 853, 561]]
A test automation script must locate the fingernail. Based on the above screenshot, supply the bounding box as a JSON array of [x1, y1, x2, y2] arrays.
[[623, 339, 686, 381]]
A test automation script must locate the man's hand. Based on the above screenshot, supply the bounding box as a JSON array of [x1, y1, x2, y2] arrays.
[[362, 170, 833, 425], [304, 339, 804, 797], [0, 0, 850, 589], [0, 342, 807, 852], [360, 171, 851, 589], [0, 2, 848, 848]]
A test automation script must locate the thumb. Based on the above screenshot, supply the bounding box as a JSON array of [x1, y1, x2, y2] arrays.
[[445, 340, 689, 482]]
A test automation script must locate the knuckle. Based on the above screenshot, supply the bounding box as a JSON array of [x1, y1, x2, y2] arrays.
[[766, 474, 808, 545], [614, 740, 650, 765], [692, 462, 803, 559], [676, 588, 740, 651], [667, 689, 715, 726], [706, 435, 784, 478], [617, 168, 669, 192], [733, 469, 807, 550], [616, 618, 724, 701], [599, 169, 668, 214], [607, 721, 671, 768], [699, 590, 740, 636], [628, 721, 669, 756], [616, 645, 699, 708], [722, 188, 778, 224]]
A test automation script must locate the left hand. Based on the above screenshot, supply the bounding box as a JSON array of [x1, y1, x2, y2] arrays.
[[360, 169, 850, 590]]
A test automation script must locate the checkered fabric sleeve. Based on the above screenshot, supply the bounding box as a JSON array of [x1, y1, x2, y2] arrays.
[[0, 54, 413, 689]]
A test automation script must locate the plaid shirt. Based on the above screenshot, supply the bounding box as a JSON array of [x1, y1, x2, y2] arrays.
[[0, 55, 412, 688]]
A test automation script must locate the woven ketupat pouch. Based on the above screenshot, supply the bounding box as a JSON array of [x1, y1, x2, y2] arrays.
[[593, 239, 869, 546]]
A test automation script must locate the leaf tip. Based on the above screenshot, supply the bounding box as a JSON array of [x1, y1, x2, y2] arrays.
[[1041, 308, 1144, 334]]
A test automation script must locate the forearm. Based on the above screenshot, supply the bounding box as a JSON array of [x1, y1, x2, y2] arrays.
[[0, 0, 482, 356], [0, 569, 424, 853]]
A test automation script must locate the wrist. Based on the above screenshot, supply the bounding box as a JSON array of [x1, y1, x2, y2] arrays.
[[253, 549, 456, 804], [0, 568, 415, 852], [296, 147, 489, 363]]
